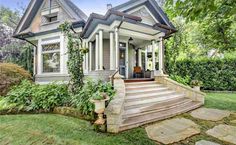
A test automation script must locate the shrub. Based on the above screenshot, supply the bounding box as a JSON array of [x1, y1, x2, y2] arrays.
[[6, 80, 70, 111], [71, 79, 115, 117], [190, 80, 203, 87], [166, 58, 236, 91], [170, 75, 191, 86], [0, 63, 32, 96]]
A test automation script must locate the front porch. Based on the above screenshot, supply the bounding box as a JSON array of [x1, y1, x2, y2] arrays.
[[82, 12, 167, 81]]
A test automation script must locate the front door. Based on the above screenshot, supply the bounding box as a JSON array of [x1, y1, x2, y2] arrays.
[[119, 42, 126, 77]]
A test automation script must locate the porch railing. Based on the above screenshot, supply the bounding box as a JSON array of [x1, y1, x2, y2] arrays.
[[110, 67, 120, 87]]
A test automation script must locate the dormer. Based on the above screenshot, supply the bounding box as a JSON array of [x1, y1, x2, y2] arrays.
[[41, 0, 60, 25]]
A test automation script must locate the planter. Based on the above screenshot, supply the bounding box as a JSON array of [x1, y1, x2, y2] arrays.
[[193, 86, 201, 91], [91, 97, 109, 125]]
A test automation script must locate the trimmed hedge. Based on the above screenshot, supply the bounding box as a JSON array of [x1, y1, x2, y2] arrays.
[[166, 58, 236, 91], [0, 63, 32, 96]]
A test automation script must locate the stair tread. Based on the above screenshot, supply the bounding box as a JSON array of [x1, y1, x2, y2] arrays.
[[126, 87, 169, 94], [125, 94, 185, 108], [124, 98, 193, 117], [125, 84, 163, 89], [125, 90, 176, 100], [120, 101, 202, 129], [125, 81, 157, 85]]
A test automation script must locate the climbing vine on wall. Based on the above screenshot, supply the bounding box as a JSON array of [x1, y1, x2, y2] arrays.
[[59, 22, 88, 94]]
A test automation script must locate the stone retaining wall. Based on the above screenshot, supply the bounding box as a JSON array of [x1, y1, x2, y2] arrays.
[[155, 75, 205, 104]]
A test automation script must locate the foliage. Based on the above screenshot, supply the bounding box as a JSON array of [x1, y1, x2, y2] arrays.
[[92, 92, 108, 100], [71, 79, 115, 117], [6, 80, 70, 111], [59, 22, 88, 94], [170, 75, 191, 86], [0, 6, 33, 74], [0, 63, 32, 96], [190, 80, 203, 87], [167, 58, 236, 91], [165, 0, 236, 55]]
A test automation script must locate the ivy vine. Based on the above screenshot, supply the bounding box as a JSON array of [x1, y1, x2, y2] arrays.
[[59, 22, 88, 94]]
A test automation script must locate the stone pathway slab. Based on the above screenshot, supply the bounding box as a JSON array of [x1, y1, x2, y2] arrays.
[[145, 118, 200, 144], [195, 140, 220, 145], [230, 120, 236, 124], [206, 124, 236, 144], [191, 108, 230, 121]]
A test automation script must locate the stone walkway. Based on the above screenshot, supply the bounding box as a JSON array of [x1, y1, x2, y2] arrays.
[[145, 118, 200, 144], [195, 140, 220, 145], [190, 108, 231, 121], [145, 108, 236, 144], [206, 124, 236, 144]]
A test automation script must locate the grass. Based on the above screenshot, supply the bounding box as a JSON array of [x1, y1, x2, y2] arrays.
[[0, 93, 235, 145], [205, 93, 236, 111]]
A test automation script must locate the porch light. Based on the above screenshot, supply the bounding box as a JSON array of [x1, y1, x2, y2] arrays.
[[128, 37, 134, 44]]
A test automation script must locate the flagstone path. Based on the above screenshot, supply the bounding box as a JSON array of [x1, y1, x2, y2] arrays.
[[190, 108, 231, 121], [195, 140, 220, 145]]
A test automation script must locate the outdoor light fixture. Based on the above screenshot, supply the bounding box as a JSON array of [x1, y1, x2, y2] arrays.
[[128, 37, 134, 44]]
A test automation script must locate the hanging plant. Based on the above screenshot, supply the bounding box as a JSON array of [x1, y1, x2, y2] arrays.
[[59, 22, 88, 94]]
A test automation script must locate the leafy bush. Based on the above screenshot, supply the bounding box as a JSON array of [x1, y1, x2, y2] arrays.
[[170, 75, 191, 86], [190, 80, 203, 87], [6, 80, 70, 111], [167, 58, 236, 91], [0, 63, 32, 96], [71, 79, 115, 117]]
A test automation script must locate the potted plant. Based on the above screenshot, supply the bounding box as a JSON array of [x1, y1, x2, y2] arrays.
[[90, 92, 110, 125], [190, 80, 203, 91]]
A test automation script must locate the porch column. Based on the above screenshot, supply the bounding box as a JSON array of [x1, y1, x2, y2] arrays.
[[110, 32, 115, 70], [138, 49, 142, 67], [85, 41, 89, 72], [152, 40, 156, 71], [115, 27, 119, 70], [89, 42, 92, 71], [158, 37, 164, 74], [99, 30, 103, 70], [145, 46, 148, 71], [95, 33, 99, 70]]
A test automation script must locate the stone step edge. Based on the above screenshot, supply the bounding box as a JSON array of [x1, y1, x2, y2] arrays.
[[125, 81, 157, 85], [124, 94, 185, 109], [126, 87, 169, 94], [119, 102, 203, 132], [125, 91, 176, 102], [125, 84, 163, 90], [123, 99, 193, 119]]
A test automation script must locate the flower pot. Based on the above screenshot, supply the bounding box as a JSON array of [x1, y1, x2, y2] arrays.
[[91, 97, 109, 125], [193, 86, 200, 91]]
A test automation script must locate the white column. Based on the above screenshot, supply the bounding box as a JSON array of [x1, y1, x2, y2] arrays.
[[138, 49, 142, 67], [89, 42, 92, 71], [85, 41, 89, 72], [37, 39, 42, 74], [109, 32, 115, 70], [152, 40, 156, 71], [95, 34, 99, 70], [33, 46, 37, 76], [82, 41, 86, 71], [115, 27, 119, 70], [158, 37, 164, 74], [145, 46, 148, 71], [60, 35, 65, 74], [99, 30, 103, 70]]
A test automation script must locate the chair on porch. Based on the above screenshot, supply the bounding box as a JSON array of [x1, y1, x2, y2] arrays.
[[133, 66, 143, 78]]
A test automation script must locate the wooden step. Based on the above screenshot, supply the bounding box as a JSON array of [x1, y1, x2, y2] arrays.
[[124, 94, 185, 110], [123, 98, 193, 118], [125, 84, 163, 90], [125, 81, 157, 86], [125, 90, 176, 102], [119, 101, 203, 132], [126, 87, 169, 96], [124, 78, 154, 83]]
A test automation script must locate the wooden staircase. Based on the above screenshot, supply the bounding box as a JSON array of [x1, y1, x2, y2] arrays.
[[119, 80, 202, 131]]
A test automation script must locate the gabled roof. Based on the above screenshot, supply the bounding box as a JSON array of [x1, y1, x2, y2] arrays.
[[14, 0, 88, 36], [112, 0, 175, 30]]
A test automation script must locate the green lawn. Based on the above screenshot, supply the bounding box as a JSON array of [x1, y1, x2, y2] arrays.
[[0, 93, 235, 145], [205, 93, 236, 111]]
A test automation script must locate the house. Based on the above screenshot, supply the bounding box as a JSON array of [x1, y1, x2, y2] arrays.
[[14, 0, 205, 133]]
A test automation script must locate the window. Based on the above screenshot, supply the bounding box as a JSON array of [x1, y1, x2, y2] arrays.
[[42, 43, 60, 73], [48, 15, 58, 22]]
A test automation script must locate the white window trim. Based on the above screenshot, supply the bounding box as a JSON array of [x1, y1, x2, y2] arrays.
[[38, 35, 66, 75]]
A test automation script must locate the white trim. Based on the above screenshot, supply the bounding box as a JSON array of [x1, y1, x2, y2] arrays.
[[99, 30, 103, 70], [117, 0, 147, 12], [109, 32, 115, 70], [127, 5, 158, 24], [95, 34, 99, 70], [115, 27, 119, 70], [152, 40, 156, 71], [89, 42, 92, 71], [37, 39, 42, 74]]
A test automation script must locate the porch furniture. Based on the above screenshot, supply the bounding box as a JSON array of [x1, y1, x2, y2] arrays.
[[133, 66, 143, 78]]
